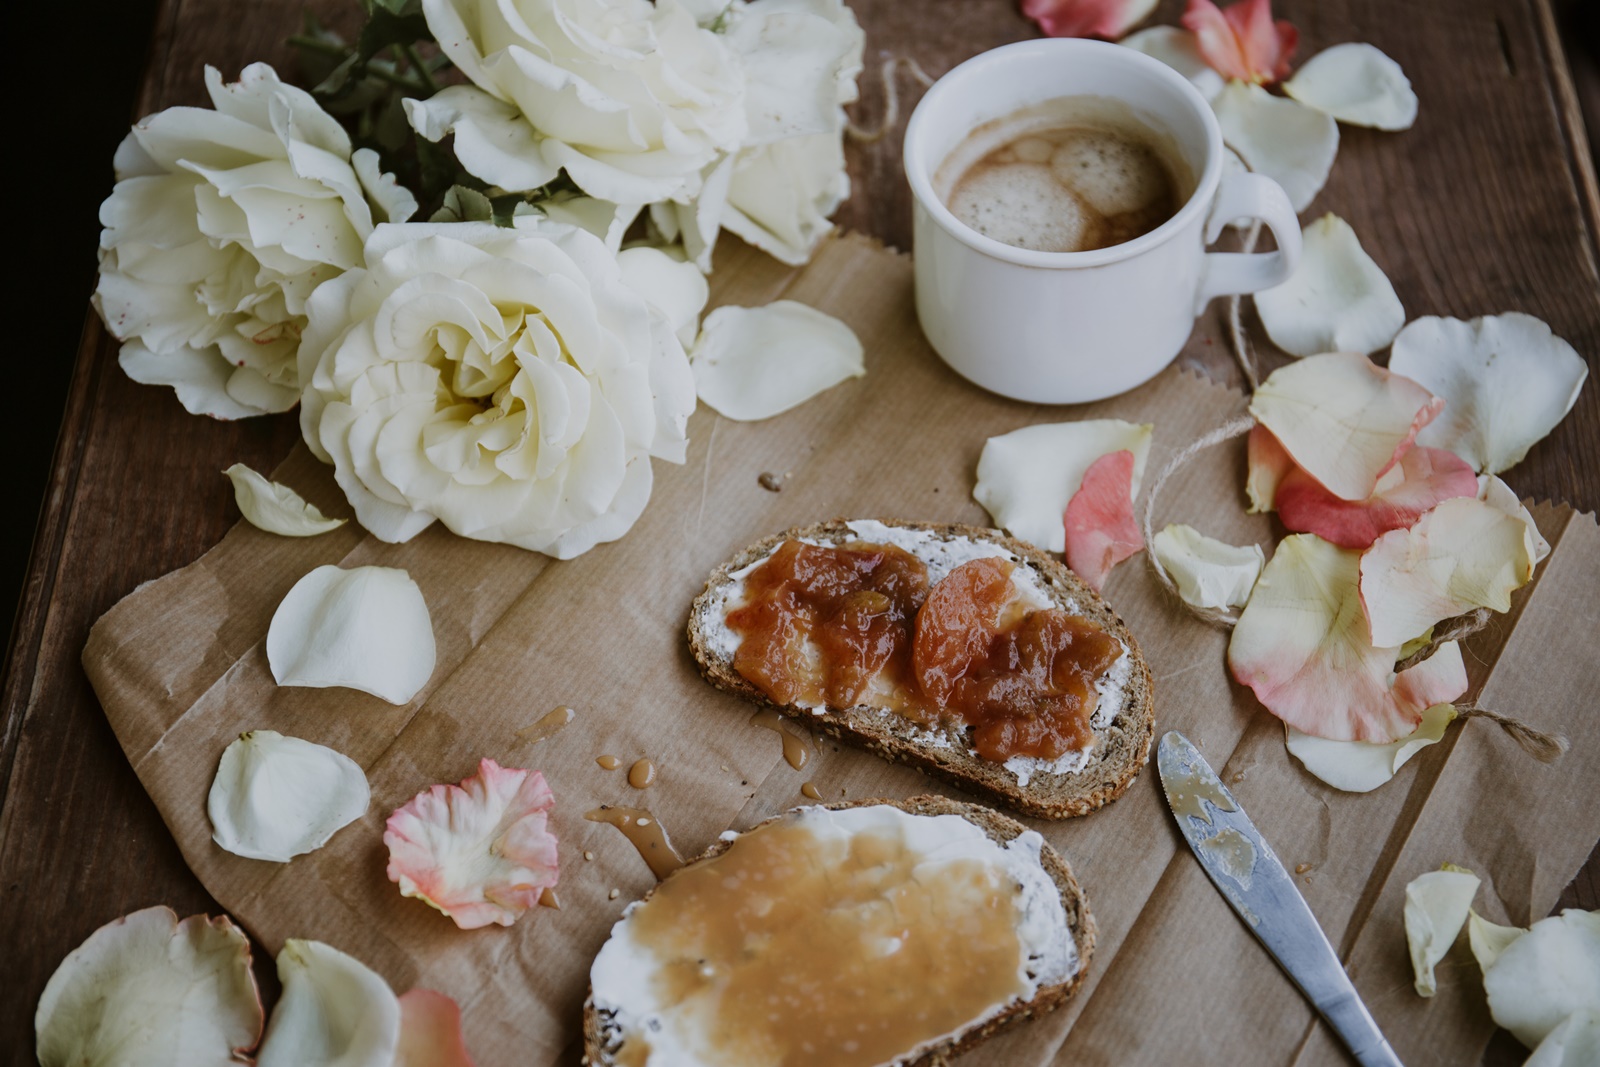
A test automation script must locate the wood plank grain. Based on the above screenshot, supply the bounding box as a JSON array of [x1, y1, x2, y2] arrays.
[[2, 0, 1596, 1060]]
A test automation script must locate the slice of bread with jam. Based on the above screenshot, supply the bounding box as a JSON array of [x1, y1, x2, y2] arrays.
[[687, 519, 1155, 820]]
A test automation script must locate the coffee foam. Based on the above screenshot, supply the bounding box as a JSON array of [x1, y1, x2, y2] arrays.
[[935, 96, 1192, 255], [948, 162, 1091, 253]]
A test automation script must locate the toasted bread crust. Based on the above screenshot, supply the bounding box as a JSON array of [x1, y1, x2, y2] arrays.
[[686, 520, 1155, 820], [581, 795, 1096, 1067]]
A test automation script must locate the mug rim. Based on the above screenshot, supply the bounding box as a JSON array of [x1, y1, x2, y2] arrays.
[[903, 38, 1225, 269]]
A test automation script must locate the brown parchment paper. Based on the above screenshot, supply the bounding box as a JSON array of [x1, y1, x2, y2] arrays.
[[83, 233, 1600, 1067]]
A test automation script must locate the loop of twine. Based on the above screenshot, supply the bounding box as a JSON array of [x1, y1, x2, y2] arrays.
[[845, 55, 936, 144], [1140, 416, 1256, 629]]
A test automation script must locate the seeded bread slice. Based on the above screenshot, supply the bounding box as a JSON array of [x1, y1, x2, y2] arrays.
[[686, 519, 1154, 820], [581, 794, 1096, 1067]]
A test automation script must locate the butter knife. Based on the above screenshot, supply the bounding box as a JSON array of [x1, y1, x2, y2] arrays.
[[1157, 731, 1404, 1067]]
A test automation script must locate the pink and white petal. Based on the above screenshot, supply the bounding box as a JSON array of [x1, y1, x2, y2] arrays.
[[397, 989, 476, 1067], [36, 906, 263, 1067], [1359, 496, 1538, 648], [384, 758, 559, 930], [1213, 82, 1338, 212], [1392, 639, 1470, 713], [1388, 313, 1589, 475], [1275, 444, 1478, 549], [1250, 351, 1443, 502], [1063, 449, 1144, 592], [1255, 214, 1405, 357], [257, 940, 400, 1067], [975, 419, 1154, 553], [1228, 533, 1429, 742], [1245, 424, 1294, 513], [1479, 474, 1550, 563], [1021, 0, 1158, 40], [1120, 27, 1225, 101], [1284, 43, 1417, 130]]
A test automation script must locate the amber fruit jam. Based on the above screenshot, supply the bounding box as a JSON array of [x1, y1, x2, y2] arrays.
[[726, 542, 1121, 762]]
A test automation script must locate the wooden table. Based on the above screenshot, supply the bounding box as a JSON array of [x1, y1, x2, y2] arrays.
[[4, 0, 1596, 1060]]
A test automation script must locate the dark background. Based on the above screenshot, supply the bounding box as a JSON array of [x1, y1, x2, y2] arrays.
[[9, 0, 164, 655]]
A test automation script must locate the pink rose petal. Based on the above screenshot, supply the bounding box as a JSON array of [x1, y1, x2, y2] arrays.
[[1245, 424, 1294, 513], [1228, 533, 1465, 742], [1276, 445, 1479, 549], [1182, 0, 1298, 84], [1063, 449, 1144, 593], [385, 758, 558, 930], [397, 989, 476, 1067], [1021, 0, 1157, 39]]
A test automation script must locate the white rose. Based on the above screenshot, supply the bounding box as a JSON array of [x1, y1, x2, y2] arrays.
[[407, 0, 746, 205], [649, 0, 864, 267], [95, 64, 416, 419], [298, 221, 700, 558]]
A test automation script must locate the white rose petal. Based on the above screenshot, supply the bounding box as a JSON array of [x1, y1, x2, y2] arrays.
[[1482, 911, 1600, 1048], [1213, 82, 1340, 213], [690, 301, 864, 421], [35, 907, 262, 1067], [223, 464, 346, 536], [1151, 524, 1263, 609], [299, 220, 697, 556], [974, 420, 1153, 554], [1287, 694, 1456, 793], [1388, 313, 1588, 475], [257, 940, 400, 1067], [1120, 26, 1225, 102], [1470, 910, 1528, 974], [1525, 1008, 1600, 1067], [1255, 214, 1405, 357], [208, 731, 370, 862], [1404, 865, 1481, 997], [1285, 43, 1418, 131], [617, 246, 710, 350], [721, 132, 851, 266], [724, 0, 865, 145], [94, 64, 413, 419], [1479, 474, 1551, 563], [267, 565, 437, 705], [531, 193, 643, 255]]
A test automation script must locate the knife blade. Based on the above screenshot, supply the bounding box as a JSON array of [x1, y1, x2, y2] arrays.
[[1157, 730, 1404, 1067]]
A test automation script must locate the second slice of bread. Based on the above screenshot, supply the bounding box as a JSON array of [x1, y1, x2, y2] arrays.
[[582, 794, 1097, 1067], [687, 519, 1155, 819]]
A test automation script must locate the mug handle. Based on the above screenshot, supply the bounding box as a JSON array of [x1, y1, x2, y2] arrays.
[[1195, 171, 1302, 313]]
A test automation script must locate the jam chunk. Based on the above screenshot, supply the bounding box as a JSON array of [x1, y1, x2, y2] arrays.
[[728, 540, 929, 708], [915, 558, 1122, 761], [727, 544, 1123, 764]]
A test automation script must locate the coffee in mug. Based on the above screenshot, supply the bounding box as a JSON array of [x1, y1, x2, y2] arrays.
[[933, 96, 1191, 254]]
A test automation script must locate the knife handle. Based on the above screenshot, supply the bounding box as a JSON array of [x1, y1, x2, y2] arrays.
[[1319, 986, 1405, 1067]]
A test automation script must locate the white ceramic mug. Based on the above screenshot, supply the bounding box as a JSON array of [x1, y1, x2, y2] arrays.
[[905, 38, 1302, 404]]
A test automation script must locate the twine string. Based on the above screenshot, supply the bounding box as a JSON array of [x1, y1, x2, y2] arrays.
[[1228, 221, 1263, 392], [1457, 705, 1570, 763], [846, 55, 936, 144]]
